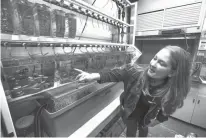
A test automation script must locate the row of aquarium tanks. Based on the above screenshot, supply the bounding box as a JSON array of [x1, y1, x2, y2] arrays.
[[1, 0, 123, 38], [1, 48, 135, 99], [2, 0, 77, 37]]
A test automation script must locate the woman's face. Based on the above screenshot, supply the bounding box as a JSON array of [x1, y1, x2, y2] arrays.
[[147, 48, 173, 79]]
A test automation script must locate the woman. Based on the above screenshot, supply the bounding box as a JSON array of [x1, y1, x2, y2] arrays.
[[75, 45, 191, 137]]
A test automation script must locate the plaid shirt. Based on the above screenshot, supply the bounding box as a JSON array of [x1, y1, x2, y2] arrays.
[[97, 64, 168, 127]]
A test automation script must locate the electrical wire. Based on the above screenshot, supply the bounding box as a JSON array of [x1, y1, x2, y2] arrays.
[[92, 18, 95, 28], [97, 19, 100, 28], [110, 0, 114, 17], [111, 0, 113, 11], [79, 13, 83, 25], [115, 1, 121, 19], [78, 15, 89, 40], [78, 0, 97, 40], [73, 0, 97, 53], [102, 21, 105, 30], [102, 0, 109, 8]]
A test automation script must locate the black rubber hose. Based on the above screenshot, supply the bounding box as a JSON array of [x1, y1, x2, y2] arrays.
[[34, 104, 47, 137]]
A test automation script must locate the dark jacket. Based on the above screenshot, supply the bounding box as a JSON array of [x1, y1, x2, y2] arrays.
[[97, 64, 168, 127]]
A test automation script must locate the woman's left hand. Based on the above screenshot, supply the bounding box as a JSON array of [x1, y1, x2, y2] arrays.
[[147, 119, 160, 127]]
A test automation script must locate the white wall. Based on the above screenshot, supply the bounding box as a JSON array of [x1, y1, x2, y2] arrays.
[[137, 0, 202, 14]]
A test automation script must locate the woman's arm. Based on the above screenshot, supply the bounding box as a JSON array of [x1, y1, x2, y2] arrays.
[[75, 69, 101, 82], [98, 64, 143, 83], [97, 66, 129, 83], [75, 64, 142, 83]]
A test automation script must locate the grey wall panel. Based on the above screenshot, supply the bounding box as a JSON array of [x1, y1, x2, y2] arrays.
[[136, 39, 196, 64]]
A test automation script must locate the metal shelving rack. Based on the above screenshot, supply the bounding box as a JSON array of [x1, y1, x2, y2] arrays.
[[1, 33, 134, 47], [1, 0, 139, 48], [1, 0, 141, 101]]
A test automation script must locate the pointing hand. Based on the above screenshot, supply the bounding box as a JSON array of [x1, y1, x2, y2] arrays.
[[74, 68, 100, 83]]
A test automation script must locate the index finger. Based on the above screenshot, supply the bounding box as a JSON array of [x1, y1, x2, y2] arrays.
[[74, 68, 85, 73]]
